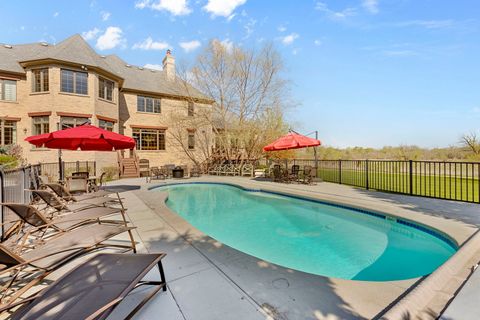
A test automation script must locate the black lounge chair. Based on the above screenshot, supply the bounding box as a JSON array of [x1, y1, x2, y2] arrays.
[[2, 253, 166, 320]]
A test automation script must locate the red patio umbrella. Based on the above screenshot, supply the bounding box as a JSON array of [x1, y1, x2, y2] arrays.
[[25, 124, 135, 180], [25, 124, 135, 151], [263, 132, 321, 152]]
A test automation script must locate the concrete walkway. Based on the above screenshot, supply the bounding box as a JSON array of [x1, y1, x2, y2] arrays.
[[103, 176, 478, 320]]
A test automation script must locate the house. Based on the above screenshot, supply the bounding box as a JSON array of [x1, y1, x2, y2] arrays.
[[0, 34, 214, 175]]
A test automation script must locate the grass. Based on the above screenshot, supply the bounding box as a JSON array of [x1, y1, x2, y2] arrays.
[[317, 168, 480, 203]]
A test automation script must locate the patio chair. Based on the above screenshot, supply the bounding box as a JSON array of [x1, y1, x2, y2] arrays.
[[30, 190, 116, 214], [1, 253, 166, 320], [139, 159, 150, 179], [241, 163, 254, 177], [0, 223, 136, 308], [66, 177, 89, 194], [303, 165, 315, 185], [289, 165, 300, 183]]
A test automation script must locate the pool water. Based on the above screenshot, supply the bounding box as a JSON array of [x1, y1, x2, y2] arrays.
[[155, 183, 456, 281]]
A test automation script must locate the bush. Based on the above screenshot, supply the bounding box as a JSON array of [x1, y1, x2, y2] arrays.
[[0, 154, 18, 169], [101, 166, 119, 181]]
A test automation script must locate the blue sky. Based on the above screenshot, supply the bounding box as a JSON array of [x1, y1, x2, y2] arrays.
[[1, 0, 479, 148]]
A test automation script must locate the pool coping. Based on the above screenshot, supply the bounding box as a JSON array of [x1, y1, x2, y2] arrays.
[[146, 179, 480, 319]]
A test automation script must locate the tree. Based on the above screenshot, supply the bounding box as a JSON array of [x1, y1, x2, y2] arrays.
[[177, 39, 292, 166], [460, 132, 480, 156]]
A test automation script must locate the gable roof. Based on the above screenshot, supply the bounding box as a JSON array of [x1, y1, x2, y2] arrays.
[[0, 34, 212, 102], [104, 54, 210, 101]]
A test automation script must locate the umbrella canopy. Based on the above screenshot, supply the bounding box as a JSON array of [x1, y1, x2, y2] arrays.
[[263, 132, 321, 152], [25, 124, 136, 151]]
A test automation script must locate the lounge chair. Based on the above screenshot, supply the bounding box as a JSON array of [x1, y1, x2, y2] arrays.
[[0, 224, 136, 307], [1, 203, 127, 236], [66, 177, 89, 194], [44, 183, 115, 202], [30, 190, 116, 214], [1, 253, 166, 320]]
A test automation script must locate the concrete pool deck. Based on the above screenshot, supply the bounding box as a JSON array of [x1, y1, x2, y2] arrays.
[[101, 176, 479, 320]]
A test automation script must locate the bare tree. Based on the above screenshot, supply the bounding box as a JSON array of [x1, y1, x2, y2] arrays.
[[460, 132, 480, 155], [176, 40, 292, 166]]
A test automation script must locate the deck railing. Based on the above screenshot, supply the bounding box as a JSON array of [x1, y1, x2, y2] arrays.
[[260, 159, 480, 203]]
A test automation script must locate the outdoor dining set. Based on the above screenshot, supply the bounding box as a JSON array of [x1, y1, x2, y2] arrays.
[[268, 164, 316, 184]]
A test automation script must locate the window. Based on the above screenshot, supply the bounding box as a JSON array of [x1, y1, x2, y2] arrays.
[[60, 116, 89, 130], [132, 128, 165, 150], [0, 120, 17, 146], [188, 102, 194, 117], [32, 69, 49, 92], [137, 96, 161, 113], [61, 69, 88, 95], [99, 119, 114, 131], [0, 79, 17, 101], [32, 116, 49, 135], [188, 132, 195, 150], [99, 77, 114, 101]]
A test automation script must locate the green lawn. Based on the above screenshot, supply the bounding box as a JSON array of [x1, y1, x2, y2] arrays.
[[317, 168, 480, 203]]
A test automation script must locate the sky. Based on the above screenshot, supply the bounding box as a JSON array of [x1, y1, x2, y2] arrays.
[[1, 0, 479, 148]]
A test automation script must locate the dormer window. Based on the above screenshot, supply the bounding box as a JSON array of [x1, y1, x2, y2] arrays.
[[32, 68, 49, 92]]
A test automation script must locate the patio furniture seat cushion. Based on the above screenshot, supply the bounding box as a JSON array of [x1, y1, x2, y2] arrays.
[[10, 253, 166, 320]]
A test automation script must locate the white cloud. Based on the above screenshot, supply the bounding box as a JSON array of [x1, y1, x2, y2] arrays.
[[227, 13, 236, 22], [101, 11, 111, 21], [144, 63, 163, 70], [395, 20, 454, 29], [53, 12, 59, 17], [96, 27, 125, 50], [82, 27, 101, 40], [362, 0, 379, 14], [278, 26, 287, 32], [281, 33, 299, 45], [314, 39, 322, 46], [472, 107, 480, 113], [315, 2, 356, 21], [179, 40, 201, 53], [132, 37, 170, 50], [20, 26, 26, 31], [203, 0, 247, 18], [244, 18, 256, 38], [135, 0, 191, 16]]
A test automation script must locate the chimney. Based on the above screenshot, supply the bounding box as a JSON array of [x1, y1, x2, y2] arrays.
[[162, 49, 175, 81]]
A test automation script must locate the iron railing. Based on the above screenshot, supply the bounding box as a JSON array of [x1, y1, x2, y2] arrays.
[[0, 161, 96, 239], [260, 159, 480, 203]]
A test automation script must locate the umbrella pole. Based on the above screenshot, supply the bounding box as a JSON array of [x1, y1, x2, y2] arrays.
[[314, 130, 318, 177], [58, 149, 63, 181]]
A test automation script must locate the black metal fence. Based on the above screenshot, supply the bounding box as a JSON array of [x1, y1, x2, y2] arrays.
[[261, 159, 480, 203], [0, 161, 96, 239]]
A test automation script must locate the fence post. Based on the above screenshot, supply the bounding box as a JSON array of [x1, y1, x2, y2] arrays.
[[94, 161, 97, 176], [76, 161, 80, 173], [409, 160, 413, 195], [339, 160, 342, 184], [365, 160, 369, 190]]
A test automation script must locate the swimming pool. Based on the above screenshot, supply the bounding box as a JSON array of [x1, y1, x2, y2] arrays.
[[154, 183, 457, 281]]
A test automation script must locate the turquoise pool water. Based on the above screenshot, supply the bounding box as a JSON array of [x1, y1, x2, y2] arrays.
[[155, 183, 457, 281]]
